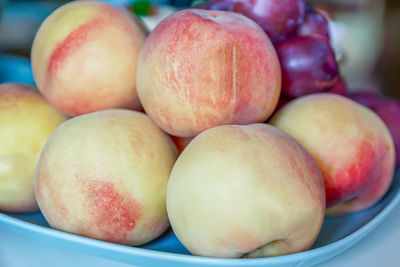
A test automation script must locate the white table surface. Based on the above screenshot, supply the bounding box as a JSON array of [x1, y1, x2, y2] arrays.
[[319, 202, 400, 267]]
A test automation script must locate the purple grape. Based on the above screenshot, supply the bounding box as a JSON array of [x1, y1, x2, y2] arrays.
[[349, 91, 383, 108], [266, 94, 293, 123], [275, 35, 338, 98], [328, 77, 347, 96], [276, 95, 293, 111], [373, 99, 400, 167], [192, 0, 232, 10], [298, 5, 330, 39], [194, 0, 306, 43]]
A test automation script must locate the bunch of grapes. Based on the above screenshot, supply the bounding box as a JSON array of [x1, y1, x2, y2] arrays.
[[193, 0, 400, 164], [193, 0, 344, 104]]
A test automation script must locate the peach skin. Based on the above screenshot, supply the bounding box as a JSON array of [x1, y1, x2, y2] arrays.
[[31, 1, 146, 116], [271, 93, 395, 215], [35, 109, 178, 245], [167, 124, 325, 258], [137, 9, 281, 137], [0, 83, 67, 212]]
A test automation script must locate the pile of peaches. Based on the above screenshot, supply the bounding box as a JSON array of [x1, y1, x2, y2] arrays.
[[1, 0, 399, 259]]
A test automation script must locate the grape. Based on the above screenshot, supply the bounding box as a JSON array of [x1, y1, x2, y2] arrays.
[[350, 91, 400, 167], [265, 94, 294, 123], [276, 95, 293, 111], [328, 77, 347, 96], [298, 5, 330, 39], [270, 77, 345, 122], [270, 76, 345, 121], [275, 35, 338, 98], [350, 91, 382, 108], [194, 0, 306, 43], [192, 0, 232, 10], [373, 100, 400, 166]]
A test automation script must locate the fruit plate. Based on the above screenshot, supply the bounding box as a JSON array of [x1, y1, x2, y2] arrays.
[[1, 53, 400, 267]]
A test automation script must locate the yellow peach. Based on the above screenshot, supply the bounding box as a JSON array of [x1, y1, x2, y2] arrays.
[[35, 109, 178, 245], [137, 9, 281, 137], [271, 93, 395, 215], [167, 124, 325, 258], [31, 1, 146, 116], [0, 83, 67, 212]]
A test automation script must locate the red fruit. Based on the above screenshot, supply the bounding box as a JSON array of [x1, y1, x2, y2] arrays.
[[350, 91, 400, 167], [275, 35, 338, 98], [373, 100, 400, 167], [195, 0, 306, 43], [350, 91, 382, 108], [328, 77, 347, 96], [298, 5, 330, 39]]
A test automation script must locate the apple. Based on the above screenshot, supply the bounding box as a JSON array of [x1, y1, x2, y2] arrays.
[[31, 1, 146, 116], [0, 83, 67, 212], [137, 9, 281, 137], [270, 93, 395, 215], [167, 124, 325, 258], [35, 109, 178, 245]]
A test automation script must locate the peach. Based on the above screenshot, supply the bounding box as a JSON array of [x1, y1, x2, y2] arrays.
[[0, 83, 67, 212], [137, 9, 281, 137], [167, 124, 325, 258], [350, 91, 400, 167], [31, 1, 146, 116], [270, 93, 395, 215], [35, 109, 178, 245]]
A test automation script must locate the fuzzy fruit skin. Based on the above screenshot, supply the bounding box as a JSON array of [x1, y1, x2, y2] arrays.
[[350, 91, 400, 167], [35, 109, 178, 246], [0, 83, 67, 212], [271, 93, 395, 216], [137, 9, 281, 137], [167, 124, 325, 258], [31, 1, 146, 116]]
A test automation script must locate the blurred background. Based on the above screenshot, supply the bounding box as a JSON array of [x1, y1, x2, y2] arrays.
[[0, 0, 399, 99]]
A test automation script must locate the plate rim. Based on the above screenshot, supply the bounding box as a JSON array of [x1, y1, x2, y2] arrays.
[[1, 174, 399, 266]]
